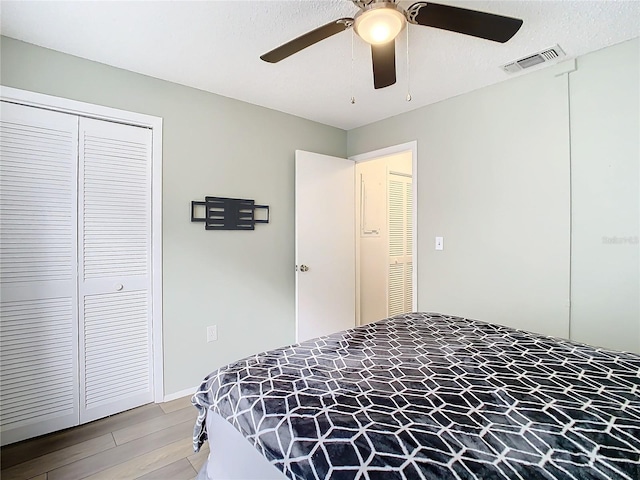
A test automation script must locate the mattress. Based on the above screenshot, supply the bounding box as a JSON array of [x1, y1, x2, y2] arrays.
[[192, 312, 640, 480], [196, 410, 286, 480]]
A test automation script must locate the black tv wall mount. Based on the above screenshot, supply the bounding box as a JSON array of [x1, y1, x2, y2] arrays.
[[191, 196, 269, 231]]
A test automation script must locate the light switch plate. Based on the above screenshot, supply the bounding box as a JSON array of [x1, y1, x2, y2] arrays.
[[435, 236, 444, 251], [207, 325, 218, 342]]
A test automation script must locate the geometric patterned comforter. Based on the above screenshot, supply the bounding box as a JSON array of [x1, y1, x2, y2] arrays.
[[192, 313, 640, 480]]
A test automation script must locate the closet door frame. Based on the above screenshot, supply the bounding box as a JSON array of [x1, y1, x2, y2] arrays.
[[1, 86, 164, 403]]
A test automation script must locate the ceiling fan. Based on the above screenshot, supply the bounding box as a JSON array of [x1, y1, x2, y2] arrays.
[[260, 0, 523, 89]]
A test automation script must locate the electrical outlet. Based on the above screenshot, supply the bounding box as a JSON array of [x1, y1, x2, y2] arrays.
[[207, 325, 218, 342]]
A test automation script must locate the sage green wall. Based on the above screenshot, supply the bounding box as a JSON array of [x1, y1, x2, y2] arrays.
[[349, 60, 572, 338], [349, 39, 639, 352], [569, 39, 639, 353], [0, 36, 347, 394]]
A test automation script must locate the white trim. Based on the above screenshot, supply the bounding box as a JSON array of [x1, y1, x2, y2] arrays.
[[151, 119, 164, 403], [0, 85, 165, 402], [349, 141, 419, 321], [163, 386, 197, 403], [0, 86, 159, 128], [350, 141, 418, 164]]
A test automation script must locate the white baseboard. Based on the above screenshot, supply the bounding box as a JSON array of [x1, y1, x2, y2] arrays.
[[162, 386, 198, 403]]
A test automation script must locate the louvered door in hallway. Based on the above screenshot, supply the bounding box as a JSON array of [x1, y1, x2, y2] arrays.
[[0, 101, 154, 445], [387, 173, 413, 316]]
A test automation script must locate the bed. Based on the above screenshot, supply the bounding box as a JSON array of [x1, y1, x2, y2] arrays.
[[192, 312, 640, 480]]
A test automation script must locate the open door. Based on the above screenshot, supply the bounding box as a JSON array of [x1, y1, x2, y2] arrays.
[[295, 150, 355, 342]]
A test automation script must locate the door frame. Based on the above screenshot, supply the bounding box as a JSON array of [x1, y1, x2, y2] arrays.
[[0, 86, 164, 402], [349, 141, 418, 326]]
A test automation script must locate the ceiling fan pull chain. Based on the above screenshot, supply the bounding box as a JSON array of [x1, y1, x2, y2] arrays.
[[406, 25, 412, 102], [351, 29, 356, 104]]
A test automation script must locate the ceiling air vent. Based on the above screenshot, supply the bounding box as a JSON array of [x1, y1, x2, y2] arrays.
[[502, 45, 566, 74]]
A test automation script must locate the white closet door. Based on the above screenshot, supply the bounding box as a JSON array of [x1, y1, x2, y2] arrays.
[[78, 117, 153, 423], [405, 181, 413, 313], [0, 102, 80, 445], [387, 173, 413, 316]]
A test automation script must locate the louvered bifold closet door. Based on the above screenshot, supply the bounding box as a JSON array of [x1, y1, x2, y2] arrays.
[[387, 173, 413, 317], [0, 102, 80, 446], [405, 181, 413, 313], [78, 118, 153, 424]]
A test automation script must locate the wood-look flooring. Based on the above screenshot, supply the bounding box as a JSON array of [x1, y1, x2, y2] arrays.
[[0, 396, 209, 480]]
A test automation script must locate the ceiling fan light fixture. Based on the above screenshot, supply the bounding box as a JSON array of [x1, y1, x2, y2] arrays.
[[354, 2, 406, 45]]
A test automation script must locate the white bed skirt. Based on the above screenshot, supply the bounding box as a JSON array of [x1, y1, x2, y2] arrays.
[[197, 411, 288, 480]]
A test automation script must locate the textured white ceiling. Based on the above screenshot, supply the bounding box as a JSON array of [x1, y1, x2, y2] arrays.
[[1, 1, 639, 130]]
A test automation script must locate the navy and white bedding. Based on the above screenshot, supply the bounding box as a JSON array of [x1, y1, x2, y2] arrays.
[[192, 313, 640, 480]]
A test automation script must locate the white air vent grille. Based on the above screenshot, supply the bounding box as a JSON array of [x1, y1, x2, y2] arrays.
[[502, 45, 566, 74], [541, 49, 560, 61]]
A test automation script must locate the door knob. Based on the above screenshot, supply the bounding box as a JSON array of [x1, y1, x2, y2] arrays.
[[115, 284, 124, 291], [300, 265, 309, 272]]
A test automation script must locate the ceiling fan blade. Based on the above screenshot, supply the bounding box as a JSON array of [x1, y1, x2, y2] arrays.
[[260, 18, 353, 63], [407, 2, 523, 43], [371, 41, 396, 89]]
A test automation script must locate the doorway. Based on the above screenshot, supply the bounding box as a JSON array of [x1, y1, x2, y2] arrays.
[[294, 142, 417, 341], [354, 148, 415, 326]]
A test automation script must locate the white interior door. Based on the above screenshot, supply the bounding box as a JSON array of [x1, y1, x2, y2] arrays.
[[0, 102, 80, 445], [78, 117, 153, 423], [295, 150, 355, 342]]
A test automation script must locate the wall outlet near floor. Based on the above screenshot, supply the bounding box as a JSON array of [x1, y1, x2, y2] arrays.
[[207, 325, 218, 342]]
